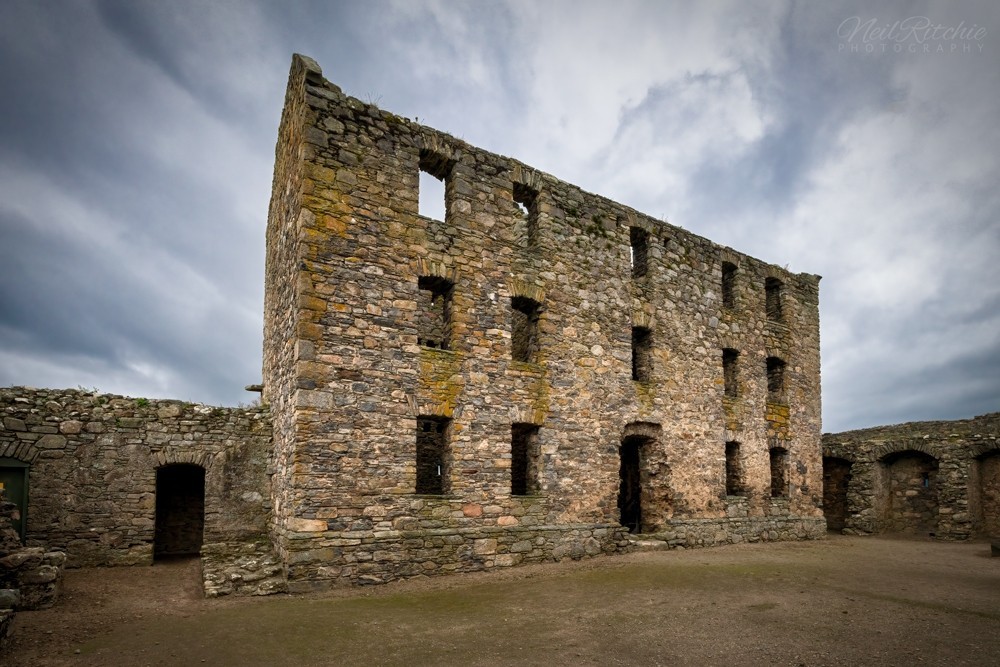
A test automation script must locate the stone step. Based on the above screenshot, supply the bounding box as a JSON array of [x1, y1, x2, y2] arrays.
[[629, 538, 670, 552]]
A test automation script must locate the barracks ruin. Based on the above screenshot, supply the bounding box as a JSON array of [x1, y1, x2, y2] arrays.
[[1, 55, 996, 599]]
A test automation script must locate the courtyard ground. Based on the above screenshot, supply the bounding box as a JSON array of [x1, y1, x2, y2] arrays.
[[3, 534, 999, 666]]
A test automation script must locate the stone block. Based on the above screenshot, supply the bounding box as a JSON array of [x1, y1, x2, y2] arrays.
[[472, 538, 497, 555], [2, 418, 26, 432], [59, 420, 83, 434], [0, 589, 19, 609], [35, 434, 67, 449]]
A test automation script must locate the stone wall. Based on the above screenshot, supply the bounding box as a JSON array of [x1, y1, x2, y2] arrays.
[[261, 53, 315, 570], [1, 487, 67, 649], [0, 387, 280, 594], [822, 413, 1000, 539], [261, 54, 824, 589]]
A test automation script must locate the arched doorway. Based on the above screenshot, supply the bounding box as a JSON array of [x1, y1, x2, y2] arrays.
[[822, 457, 852, 532], [881, 451, 939, 535], [154, 464, 205, 559]]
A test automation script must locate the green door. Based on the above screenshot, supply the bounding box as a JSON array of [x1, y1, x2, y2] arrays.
[[0, 458, 29, 542]]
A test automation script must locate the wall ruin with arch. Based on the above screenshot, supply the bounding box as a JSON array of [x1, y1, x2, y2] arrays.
[[0, 387, 284, 596], [821, 412, 1000, 539]]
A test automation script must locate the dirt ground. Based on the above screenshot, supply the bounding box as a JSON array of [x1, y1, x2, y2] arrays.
[[3, 534, 999, 666]]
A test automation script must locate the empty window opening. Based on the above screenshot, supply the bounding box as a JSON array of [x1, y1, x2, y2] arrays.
[[418, 170, 446, 221], [513, 182, 539, 247], [766, 356, 786, 403], [416, 416, 451, 495], [417, 275, 454, 349], [765, 277, 783, 322], [0, 457, 29, 543], [725, 441, 744, 496], [722, 348, 739, 398], [770, 448, 788, 498], [511, 423, 540, 496], [154, 464, 205, 560], [721, 262, 737, 309], [418, 150, 452, 221], [630, 227, 649, 278], [511, 296, 541, 363], [632, 326, 653, 382], [618, 436, 645, 533]]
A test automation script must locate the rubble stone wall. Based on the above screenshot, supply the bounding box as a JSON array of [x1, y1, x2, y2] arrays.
[[0, 387, 276, 578], [262, 55, 824, 588], [822, 413, 1000, 539], [1, 487, 67, 647]]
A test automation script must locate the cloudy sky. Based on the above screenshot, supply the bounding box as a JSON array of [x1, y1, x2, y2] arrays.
[[1, 0, 997, 432]]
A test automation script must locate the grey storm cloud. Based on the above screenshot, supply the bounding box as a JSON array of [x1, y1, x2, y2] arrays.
[[1, 0, 997, 431]]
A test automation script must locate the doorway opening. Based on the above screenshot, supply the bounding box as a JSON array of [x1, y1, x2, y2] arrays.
[[618, 436, 645, 533], [154, 464, 205, 560], [0, 457, 29, 542], [822, 457, 852, 532]]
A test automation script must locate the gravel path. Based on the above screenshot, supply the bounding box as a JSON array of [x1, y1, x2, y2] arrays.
[[4, 534, 999, 666]]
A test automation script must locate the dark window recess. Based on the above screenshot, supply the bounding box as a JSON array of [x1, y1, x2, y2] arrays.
[[765, 277, 783, 322], [722, 348, 739, 398], [511, 423, 540, 496], [513, 182, 539, 247], [721, 262, 737, 309], [418, 150, 453, 221], [766, 356, 786, 403], [725, 441, 744, 496], [770, 447, 789, 498], [632, 326, 653, 382], [417, 276, 454, 349], [511, 296, 541, 363], [630, 227, 649, 278], [416, 416, 450, 495]]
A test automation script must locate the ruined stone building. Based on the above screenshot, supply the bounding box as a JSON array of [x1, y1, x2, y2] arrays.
[[822, 413, 1000, 540], [0, 54, 826, 595], [260, 54, 824, 589]]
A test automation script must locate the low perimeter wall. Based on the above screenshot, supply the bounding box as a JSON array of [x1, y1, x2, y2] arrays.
[[822, 413, 1000, 539], [0, 387, 284, 596]]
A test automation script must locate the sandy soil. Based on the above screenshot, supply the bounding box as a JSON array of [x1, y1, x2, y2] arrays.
[[3, 534, 999, 666]]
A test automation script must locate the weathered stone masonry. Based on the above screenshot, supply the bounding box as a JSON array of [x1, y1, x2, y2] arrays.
[[822, 413, 1000, 539], [261, 54, 825, 591], [0, 387, 284, 596]]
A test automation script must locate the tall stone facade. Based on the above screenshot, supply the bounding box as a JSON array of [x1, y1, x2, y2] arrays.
[[822, 413, 1000, 539], [262, 54, 825, 590]]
